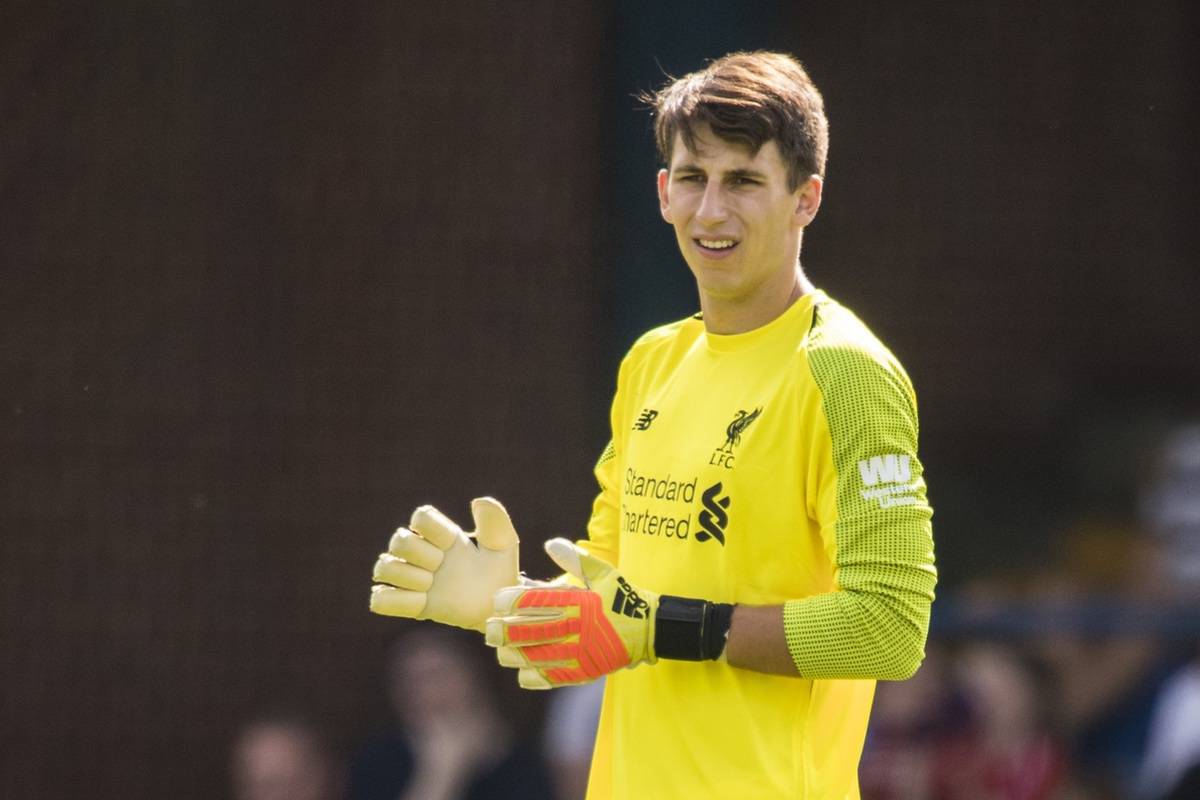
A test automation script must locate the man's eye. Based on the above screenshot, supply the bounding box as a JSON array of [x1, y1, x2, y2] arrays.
[[731, 177, 758, 186], [678, 174, 704, 183]]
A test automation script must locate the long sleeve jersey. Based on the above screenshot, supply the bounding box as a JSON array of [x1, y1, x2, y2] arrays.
[[580, 289, 937, 799]]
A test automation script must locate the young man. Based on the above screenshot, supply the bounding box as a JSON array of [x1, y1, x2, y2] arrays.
[[371, 51, 936, 798]]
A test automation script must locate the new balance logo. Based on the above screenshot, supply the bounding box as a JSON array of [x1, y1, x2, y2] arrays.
[[633, 409, 659, 431], [612, 576, 649, 618], [696, 482, 730, 545], [858, 454, 912, 486]]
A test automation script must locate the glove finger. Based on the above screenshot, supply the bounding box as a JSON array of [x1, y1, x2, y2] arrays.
[[543, 538, 584, 582], [470, 497, 519, 551], [496, 645, 528, 668], [409, 505, 463, 551], [493, 585, 531, 615], [494, 584, 586, 619], [486, 608, 567, 647], [369, 585, 426, 618], [487, 613, 579, 648], [372, 554, 434, 592], [498, 645, 584, 674], [544, 538, 613, 587], [519, 641, 579, 667], [485, 616, 506, 647], [388, 528, 445, 571], [517, 667, 553, 690]]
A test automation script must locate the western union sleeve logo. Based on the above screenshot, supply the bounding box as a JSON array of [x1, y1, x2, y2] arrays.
[[857, 454, 920, 509], [857, 454, 911, 486]]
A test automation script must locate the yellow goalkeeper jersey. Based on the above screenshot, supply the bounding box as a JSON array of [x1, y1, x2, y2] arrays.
[[581, 289, 936, 799]]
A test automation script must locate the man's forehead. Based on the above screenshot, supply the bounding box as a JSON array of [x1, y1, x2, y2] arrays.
[[669, 127, 782, 171]]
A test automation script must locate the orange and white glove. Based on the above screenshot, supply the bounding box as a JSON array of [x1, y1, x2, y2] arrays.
[[370, 498, 519, 633], [485, 539, 734, 689]]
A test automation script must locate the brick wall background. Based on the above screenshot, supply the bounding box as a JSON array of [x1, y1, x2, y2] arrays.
[[3, 3, 607, 797]]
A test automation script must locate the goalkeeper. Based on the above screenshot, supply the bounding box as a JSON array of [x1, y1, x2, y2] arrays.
[[371, 51, 936, 799]]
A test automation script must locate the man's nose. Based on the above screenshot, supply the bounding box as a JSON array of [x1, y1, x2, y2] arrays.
[[695, 182, 729, 226]]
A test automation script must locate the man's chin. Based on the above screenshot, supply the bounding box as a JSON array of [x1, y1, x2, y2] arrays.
[[690, 274, 747, 303]]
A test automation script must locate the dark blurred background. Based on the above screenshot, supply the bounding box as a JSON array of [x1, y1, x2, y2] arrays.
[[3, 1, 1198, 798]]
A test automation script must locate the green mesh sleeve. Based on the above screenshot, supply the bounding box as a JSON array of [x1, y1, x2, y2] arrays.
[[784, 343, 937, 680]]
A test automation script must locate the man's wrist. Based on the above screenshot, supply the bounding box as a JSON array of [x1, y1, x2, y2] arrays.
[[654, 596, 734, 661]]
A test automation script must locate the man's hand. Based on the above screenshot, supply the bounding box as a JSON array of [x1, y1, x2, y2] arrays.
[[485, 538, 660, 689], [370, 497, 519, 633]]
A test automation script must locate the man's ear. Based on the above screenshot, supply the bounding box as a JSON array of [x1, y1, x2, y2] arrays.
[[793, 175, 823, 228], [657, 169, 673, 224]]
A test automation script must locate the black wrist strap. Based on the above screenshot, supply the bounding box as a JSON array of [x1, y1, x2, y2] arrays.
[[655, 596, 735, 661]]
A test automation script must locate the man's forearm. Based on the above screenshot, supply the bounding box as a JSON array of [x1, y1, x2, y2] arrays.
[[725, 604, 799, 676]]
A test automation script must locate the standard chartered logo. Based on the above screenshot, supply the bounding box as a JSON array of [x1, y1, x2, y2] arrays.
[[620, 468, 696, 539], [620, 468, 731, 545], [696, 482, 730, 545]]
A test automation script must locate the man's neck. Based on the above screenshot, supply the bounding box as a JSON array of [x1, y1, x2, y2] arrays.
[[700, 269, 814, 335]]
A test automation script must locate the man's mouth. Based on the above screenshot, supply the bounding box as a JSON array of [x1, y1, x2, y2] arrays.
[[695, 238, 739, 254]]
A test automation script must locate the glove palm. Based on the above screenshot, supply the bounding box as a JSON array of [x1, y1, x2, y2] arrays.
[[370, 497, 519, 633]]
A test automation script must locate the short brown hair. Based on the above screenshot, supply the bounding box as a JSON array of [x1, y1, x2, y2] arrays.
[[646, 51, 829, 190]]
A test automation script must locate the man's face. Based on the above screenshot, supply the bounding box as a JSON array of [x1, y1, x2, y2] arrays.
[[657, 124, 820, 308]]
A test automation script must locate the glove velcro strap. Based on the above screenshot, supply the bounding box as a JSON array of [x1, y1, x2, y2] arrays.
[[654, 596, 734, 661]]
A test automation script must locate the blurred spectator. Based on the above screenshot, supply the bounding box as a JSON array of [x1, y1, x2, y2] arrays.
[[932, 643, 1067, 800], [1136, 644, 1200, 800], [1046, 421, 1200, 794], [1021, 523, 1178, 797], [542, 678, 605, 800], [231, 713, 345, 800], [859, 644, 968, 799], [1139, 423, 1200, 601], [350, 626, 553, 800]]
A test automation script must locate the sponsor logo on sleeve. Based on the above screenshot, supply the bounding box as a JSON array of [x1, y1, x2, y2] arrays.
[[857, 454, 921, 509]]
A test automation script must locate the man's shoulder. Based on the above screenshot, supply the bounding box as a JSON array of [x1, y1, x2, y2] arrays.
[[805, 295, 915, 393], [623, 314, 703, 363], [807, 295, 897, 359], [807, 296, 884, 352]]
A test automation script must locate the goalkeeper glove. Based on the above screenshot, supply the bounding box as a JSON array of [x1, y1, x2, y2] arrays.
[[485, 538, 733, 689], [370, 497, 519, 633]]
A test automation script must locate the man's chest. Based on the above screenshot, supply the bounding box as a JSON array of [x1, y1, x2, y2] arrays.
[[614, 350, 830, 600]]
